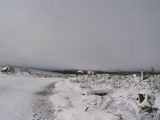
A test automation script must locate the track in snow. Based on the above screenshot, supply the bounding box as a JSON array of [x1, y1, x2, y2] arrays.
[[32, 82, 56, 120]]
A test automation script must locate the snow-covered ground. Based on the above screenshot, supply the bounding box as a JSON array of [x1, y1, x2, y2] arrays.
[[0, 71, 58, 120], [0, 68, 160, 120]]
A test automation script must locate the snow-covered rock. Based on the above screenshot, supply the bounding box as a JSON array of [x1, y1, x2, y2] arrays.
[[1, 66, 15, 73], [136, 90, 155, 108]]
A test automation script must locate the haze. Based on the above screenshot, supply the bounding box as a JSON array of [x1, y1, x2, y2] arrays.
[[0, 0, 160, 71]]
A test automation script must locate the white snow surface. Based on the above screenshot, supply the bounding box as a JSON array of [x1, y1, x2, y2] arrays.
[[0, 70, 160, 120], [0, 72, 58, 120]]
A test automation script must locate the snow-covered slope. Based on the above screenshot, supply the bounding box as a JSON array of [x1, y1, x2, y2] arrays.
[[50, 74, 160, 120]]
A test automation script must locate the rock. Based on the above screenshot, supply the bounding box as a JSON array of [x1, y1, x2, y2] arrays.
[[1, 66, 15, 73], [136, 90, 155, 109]]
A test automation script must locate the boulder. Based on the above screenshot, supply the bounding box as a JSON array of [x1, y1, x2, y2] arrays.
[[136, 90, 155, 109], [1, 66, 15, 73]]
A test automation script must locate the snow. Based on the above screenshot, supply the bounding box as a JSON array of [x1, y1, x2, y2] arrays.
[[0, 69, 160, 120], [0, 72, 58, 120], [50, 74, 160, 120], [56, 109, 120, 120]]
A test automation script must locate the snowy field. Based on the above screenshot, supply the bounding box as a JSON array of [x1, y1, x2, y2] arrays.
[[0, 68, 160, 120]]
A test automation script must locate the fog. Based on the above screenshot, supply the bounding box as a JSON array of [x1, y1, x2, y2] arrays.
[[0, 0, 160, 71]]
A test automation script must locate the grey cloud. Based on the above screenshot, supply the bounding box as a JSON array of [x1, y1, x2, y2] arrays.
[[0, 0, 160, 71]]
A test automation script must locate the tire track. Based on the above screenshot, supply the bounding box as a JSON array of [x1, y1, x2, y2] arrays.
[[32, 82, 56, 120]]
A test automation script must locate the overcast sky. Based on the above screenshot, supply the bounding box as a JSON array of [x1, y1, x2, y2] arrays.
[[0, 0, 160, 71]]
